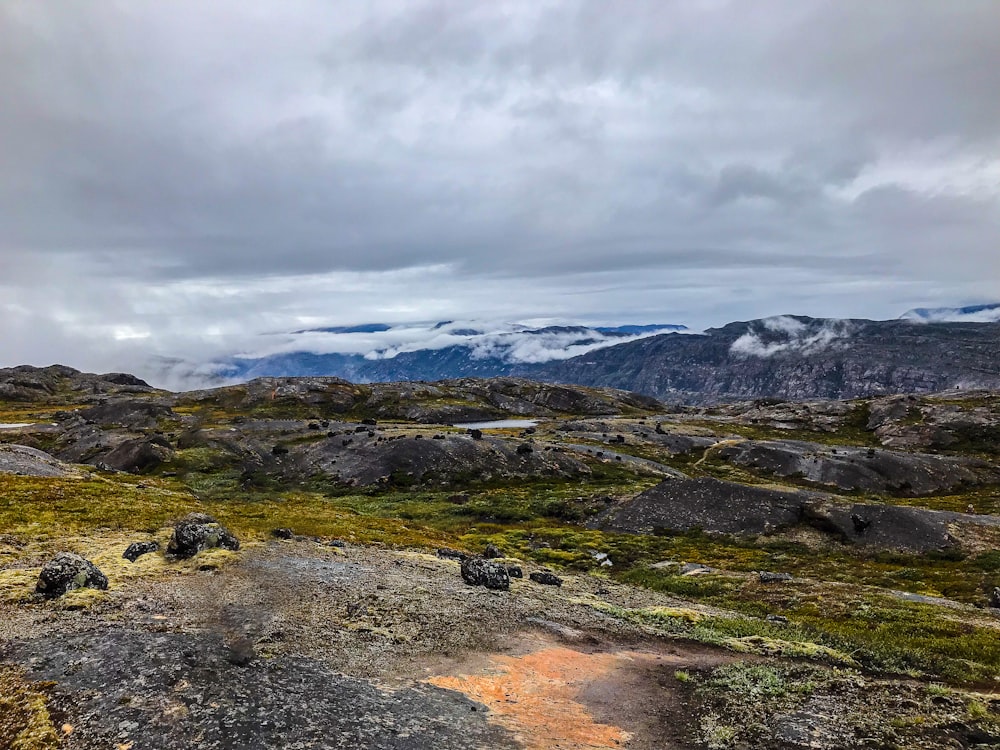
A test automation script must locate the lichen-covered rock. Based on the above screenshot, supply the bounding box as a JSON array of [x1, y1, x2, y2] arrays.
[[167, 513, 240, 559], [529, 570, 563, 587], [460, 558, 510, 590], [35, 552, 108, 598], [122, 541, 159, 562]]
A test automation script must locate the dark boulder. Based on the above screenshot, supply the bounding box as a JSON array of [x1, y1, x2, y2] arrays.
[[529, 570, 563, 587], [990, 587, 1000, 609], [35, 552, 108, 598], [460, 558, 510, 590], [99, 436, 174, 473], [483, 543, 502, 559], [167, 513, 240, 559], [437, 547, 469, 561], [122, 541, 159, 563], [468, 429, 483, 440], [506, 565, 523, 579], [271, 527, 295, 540]]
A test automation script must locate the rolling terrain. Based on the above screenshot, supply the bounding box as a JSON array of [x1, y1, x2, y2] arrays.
[[0, 365, 998, 748]]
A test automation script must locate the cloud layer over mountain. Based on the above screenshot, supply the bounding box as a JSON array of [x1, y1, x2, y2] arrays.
[[1, 1, 998, 378]]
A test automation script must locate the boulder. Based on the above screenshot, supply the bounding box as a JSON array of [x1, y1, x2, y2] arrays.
[[990, 587, 1000, 609], [483, 543, 502, 559], [758, 571, 793, 583], [271, 528, 295, 540], [99, 436, 174, 473], [437, 547, 469, 561], [506, 565, 523, 579], [529, 570, 563, 587], [166, 513, 240, 559], [122, 541, 159, 562], [35, 552, 108, 598], [460, 558, 510, 590]]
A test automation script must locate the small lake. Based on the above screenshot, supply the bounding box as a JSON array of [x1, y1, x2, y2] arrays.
[[452, 419, 539, 430], [0, 423, 33, 429]]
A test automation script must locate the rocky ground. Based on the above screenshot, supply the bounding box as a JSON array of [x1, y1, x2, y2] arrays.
[[1, 367, 999, 748]]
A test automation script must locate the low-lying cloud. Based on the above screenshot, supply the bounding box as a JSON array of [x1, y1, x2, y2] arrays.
[[730, 316, 854, 358]]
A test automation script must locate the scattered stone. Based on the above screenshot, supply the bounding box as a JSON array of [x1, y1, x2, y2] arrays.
[[436, 547, 469, 561], [483, 543, 502, 559], [851, 513, 871, 534], [529, 570, 563, 587], [271, 445, 289, 456], [990, 587, 1000, 609], [460, 558, 510, 590], [328, 539, 347, 548], [758, 571, 793, 583], [122, 541, 159, 563], [35, 552, 108, 598], [271, 528, 295, 540], [680, 562, 715, 576], [361, 418, 377, 426], [506, 565, 523, 578], [468, 429, 483, 440], [166, 513, 240, 559], [516, 444, 533, 455], [766, 614, 790, 625]]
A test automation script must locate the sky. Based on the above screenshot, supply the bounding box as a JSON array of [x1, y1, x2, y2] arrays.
[[1, 0, 999, 381]]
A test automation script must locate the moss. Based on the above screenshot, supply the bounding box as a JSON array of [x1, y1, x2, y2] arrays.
[[0, 666, 60, 750]]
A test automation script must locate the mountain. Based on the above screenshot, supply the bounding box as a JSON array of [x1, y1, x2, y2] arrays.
[[900, 303, 1000, 323], [219, 321, 687, 382], [532, 315, 1000, 402]]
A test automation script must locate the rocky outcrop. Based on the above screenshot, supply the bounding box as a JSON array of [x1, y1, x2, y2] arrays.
[[0, 444, 81, 478], [98, 436, 174, 473], [78, 400, 176, 429], [715, 439, 999, 495], [597, 477, 980, 553], [0, 365, 155, 403], [167, 513, 240, 559], [35, 553, 108, 598]]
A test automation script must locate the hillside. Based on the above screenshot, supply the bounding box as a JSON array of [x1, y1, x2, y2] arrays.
[[533, 316, 1000, 403]]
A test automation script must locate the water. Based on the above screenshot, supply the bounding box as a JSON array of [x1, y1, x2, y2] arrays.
[[452, 419, 539, 429], [0, 423, 33, 429]]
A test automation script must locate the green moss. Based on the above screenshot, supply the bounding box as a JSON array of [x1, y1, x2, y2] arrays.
[[0, 666, 60, 750]]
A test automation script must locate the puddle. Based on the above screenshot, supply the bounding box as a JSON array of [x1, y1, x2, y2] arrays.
[[452, 419, 539, 429]]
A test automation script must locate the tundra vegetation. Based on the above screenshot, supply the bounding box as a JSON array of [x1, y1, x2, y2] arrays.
[[0, 365, 998, 748]]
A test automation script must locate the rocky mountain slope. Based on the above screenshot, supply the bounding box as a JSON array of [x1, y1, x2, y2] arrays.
[[533, 316, 1000, 403], [1, 371, 999, 748]]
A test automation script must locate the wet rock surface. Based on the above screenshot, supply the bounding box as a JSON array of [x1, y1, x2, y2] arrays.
[[3, 629, 518, 750], [35, 553, 108, 598]]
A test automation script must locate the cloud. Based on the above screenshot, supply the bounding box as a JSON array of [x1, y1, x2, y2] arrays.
[[0, 1, 998, 377], [900, 304, 1000, 324], [730, 316, 854, 358]]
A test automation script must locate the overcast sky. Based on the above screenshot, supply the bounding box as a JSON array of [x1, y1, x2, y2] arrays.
[[2, 0, 998, 378]]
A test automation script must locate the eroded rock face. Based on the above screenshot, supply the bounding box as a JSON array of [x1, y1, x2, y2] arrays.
[[35, 553, 108, 598], [460, 558, 510, 590], [166, 513, 240, 559]]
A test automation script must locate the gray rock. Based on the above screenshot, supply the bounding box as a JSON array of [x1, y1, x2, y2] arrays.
[[758, 571, 793, 583], [436, 547, 469, 561], [35, 552, 108, 598], [990, 587, 1000, 609], [99, 436, 174, 473], [506, 565, 523, 578], [166, 513, 240, 559], [0, 444, 80, 478], [483, 543, 502, 559], [460, 558, 510, 590], [122, 541, 159, 563]]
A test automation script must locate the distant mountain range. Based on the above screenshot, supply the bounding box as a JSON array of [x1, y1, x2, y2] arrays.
[[219, 321, 688, 382], [206, 307, 1000, 403]]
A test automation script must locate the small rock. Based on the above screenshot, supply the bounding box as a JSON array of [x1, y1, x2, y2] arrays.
[[990, 587, 1000, 609], [36, 552, 108, 598], [680, 562, 714, 576], [166, 513, 240, 559], [437, 547, 469, 561], [766, 614, 790, 625], [328, 539, 347, 548], [122, 541, 159, 563], [483, 543, 502, 559], [468, 429, 483, 440], [361, 418, 377, 426], [506, 565, 523, 578], [271, 445, 289, 456], [758, 571, 793, 583], [271, 528, 295, 540], [461, 558, 510, 590], [529, 570, 563, 587], [516, 444, 533, 455]]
